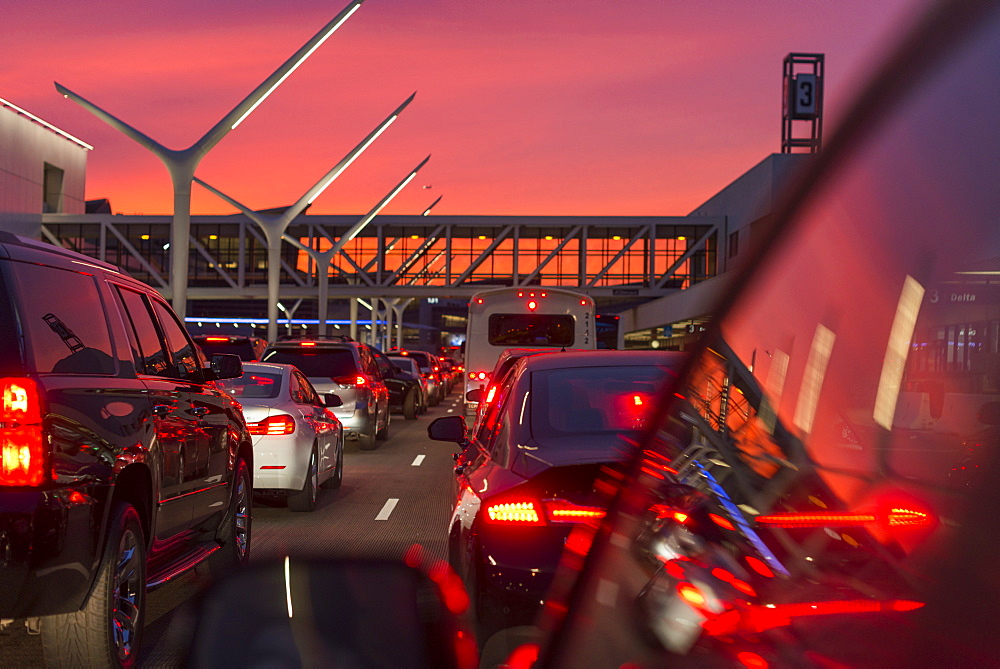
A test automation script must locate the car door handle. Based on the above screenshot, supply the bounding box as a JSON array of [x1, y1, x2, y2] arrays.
[[190, 406, 209, 418], [152, 404, 170, 417]]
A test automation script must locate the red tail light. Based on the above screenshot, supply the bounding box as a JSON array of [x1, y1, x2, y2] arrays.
[[755, 507, 933, 529], [247, 414, 296, 436], [334, 375, 368, 389], [300, 342, 317, 347], [703, 599, 925, 636], [468, 371, 489, 381], [204, 336, 230, 342], [484, 498, 606, 526], [1, 378, 46, 486]]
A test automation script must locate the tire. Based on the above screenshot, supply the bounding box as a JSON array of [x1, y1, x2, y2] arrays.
[[358, 423, 378, 451], [320, 439, 343, 490], [287, 447, 319, 512], [376, 411, 390, 441], [41, 502, 145, 669], [403, 388, 418, 420], [206, 457, 252, 578]]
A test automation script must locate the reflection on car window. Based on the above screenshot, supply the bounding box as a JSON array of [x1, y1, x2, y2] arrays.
[[116, 287, 169, 376], [11, 261, 116, 375], [263, 349, 358, 378], [152, 300, 199, 379]]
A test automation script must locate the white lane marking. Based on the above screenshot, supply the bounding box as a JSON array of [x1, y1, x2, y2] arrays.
[[447, 408, 454, 413], [596, 578, 619, 607], [411, 455, 425, 466], [375, 498, 399, 521]]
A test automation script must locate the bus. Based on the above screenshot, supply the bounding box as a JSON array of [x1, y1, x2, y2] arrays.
[[463, 287, 596, 411]]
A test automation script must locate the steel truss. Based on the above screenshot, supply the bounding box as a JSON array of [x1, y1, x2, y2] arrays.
[[40, 212, 722, 301]]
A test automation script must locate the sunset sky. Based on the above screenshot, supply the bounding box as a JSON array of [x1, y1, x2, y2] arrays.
[[4, 0, 920, 218]]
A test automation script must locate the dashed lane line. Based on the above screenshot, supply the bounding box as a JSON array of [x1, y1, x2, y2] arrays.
[[411, 455, 425, 466], [375, 498, 399, 520]]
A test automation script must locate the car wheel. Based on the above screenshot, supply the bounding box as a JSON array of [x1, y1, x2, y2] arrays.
[[288, 447, 319, 512], [376, 410, 390, 441], [320, 438, 343, 489], [403, 388, 418, 420], [207, 457, 252, 577], [358, 421, 378, 450], [41, 502, 145, 669]]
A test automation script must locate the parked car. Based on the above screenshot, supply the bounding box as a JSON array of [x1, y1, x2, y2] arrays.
[[0, 232, 252, 668], [370, 348, 425, 420], [192, 334, 268, 361], [261, 337, 389, 450], [428, 350, 685, 649], [218, 362, 344, 512]]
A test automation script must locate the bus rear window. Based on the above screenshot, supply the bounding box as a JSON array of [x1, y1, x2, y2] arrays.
[[488, 314, 574, 346]]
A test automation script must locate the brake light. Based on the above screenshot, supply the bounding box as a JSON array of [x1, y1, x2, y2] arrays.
[[204, 336, 230, 342], [334, 375, 368, 389], [469, 371, 489, 381], [247, 414, 296, 435], [703, 599, 925, 637], [300, 342, 316, 347], [485, 386, 497, 403], [484, 499, 606, 525], [755, 507, 933, 529], [1, 378, 46, 486], [527, 300, 538, 311]]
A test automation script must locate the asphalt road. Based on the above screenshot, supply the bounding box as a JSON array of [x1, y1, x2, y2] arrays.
[[0, 390, 465, 668]]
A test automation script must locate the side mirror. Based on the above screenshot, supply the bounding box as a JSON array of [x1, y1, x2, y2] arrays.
[[323, 393, 344, 408], [211, 354, 243, 380], [466, 388, 483, 403], [428, 415, 468, 444]]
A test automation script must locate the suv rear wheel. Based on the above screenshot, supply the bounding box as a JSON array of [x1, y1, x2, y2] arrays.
[[41, 502, 145, 669], [206, 457, 251, 578]]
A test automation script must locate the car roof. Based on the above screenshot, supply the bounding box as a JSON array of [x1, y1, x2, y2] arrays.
[[240, 362, 293, 375], [519, 349, 686, 372]]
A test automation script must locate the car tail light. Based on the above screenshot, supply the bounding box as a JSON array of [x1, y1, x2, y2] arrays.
[[204, 336, 230, 342], [1, 378, 46, 487], [485, 386, 497, 404], [334, 375, 368, 389], [247, 414, 296, 436], [484, 498, 606, 526], [300, 342, 317, 347], [468, 371, 489, 381], [754, 506, 933, 529], [703, 599, 925, 637]]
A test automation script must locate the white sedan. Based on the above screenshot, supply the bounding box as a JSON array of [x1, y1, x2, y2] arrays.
[[220, 361, 344, 512]]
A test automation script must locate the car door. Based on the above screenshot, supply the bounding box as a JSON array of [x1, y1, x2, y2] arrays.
[[149, 299, 233, 530], [113, 285, 196, 540], [289, 370, 329, 475]]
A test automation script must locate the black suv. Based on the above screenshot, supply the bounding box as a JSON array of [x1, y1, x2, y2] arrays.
[[261, 336, 390, 450], [370, 347, 425, 420], [192, 334, 268, 361], [0, 233, 253, 668]]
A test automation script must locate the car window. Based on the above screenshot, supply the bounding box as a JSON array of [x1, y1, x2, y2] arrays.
[[263, 348, 358, 378], [115, 286, 170, 377], [9, 261, 116, 375], [219, 370, 282, 400], [151, 299, 200, 380], [293, 371, 321, 405], [530, 365, 667, 439]]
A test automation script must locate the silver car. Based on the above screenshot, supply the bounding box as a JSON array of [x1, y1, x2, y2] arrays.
[[219, 362, 344, 512]]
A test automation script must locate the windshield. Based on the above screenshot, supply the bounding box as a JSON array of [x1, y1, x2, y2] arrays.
[[488, 313, 574, 346], [262, 348, 358, 378], [530, 365, 666, 439], [219, 371, 282, 400]]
